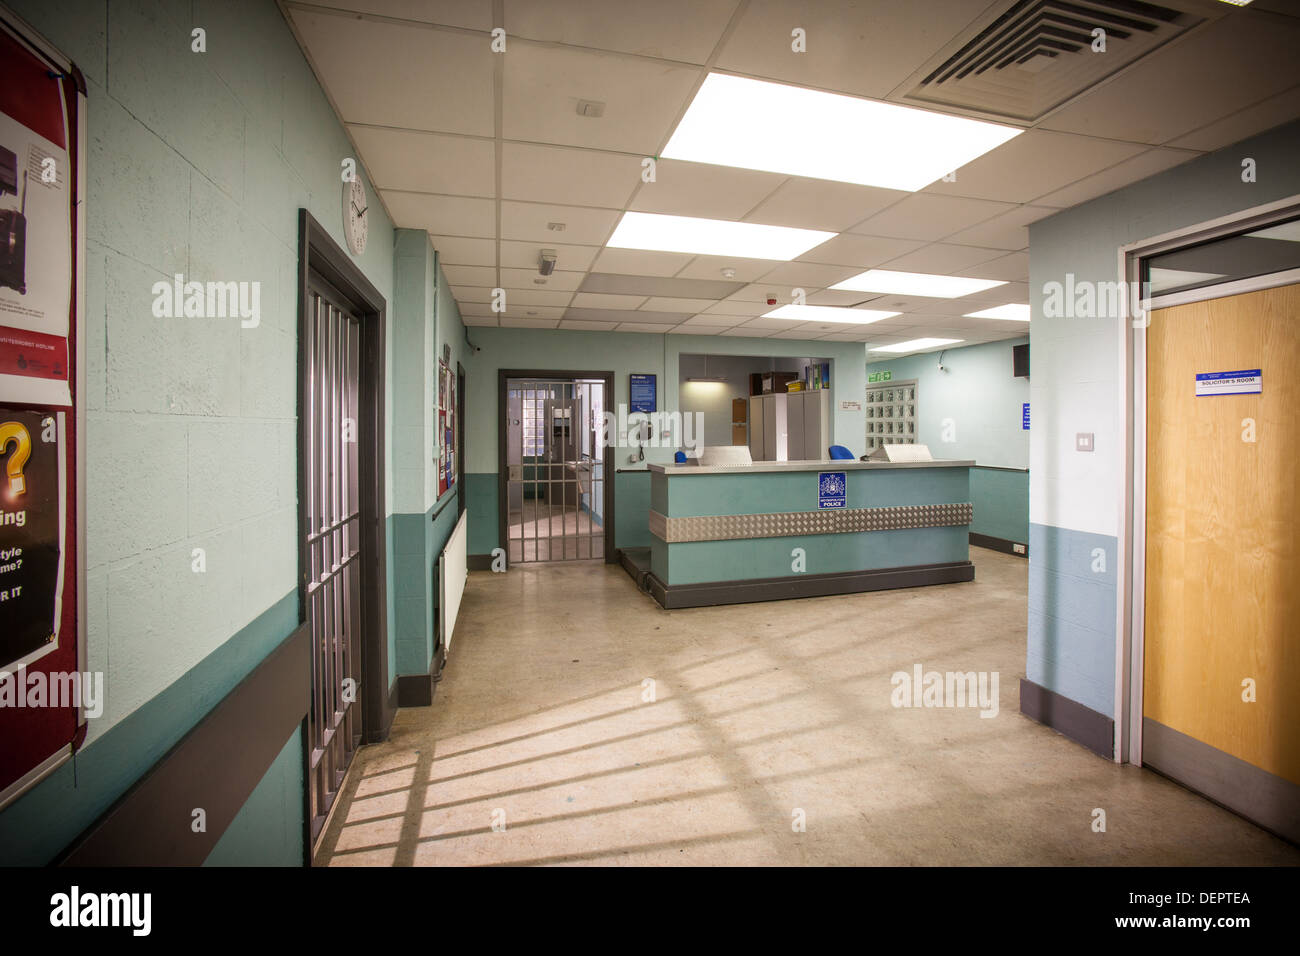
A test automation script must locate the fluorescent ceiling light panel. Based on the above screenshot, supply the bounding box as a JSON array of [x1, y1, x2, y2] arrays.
[[964, 303, 1031, 321], [607, 211, 834, 260], [662, 73, 1023, 192], [869, 337, 963, 353], [764, 304, 900, 324], [832, 269, 1007, 298]]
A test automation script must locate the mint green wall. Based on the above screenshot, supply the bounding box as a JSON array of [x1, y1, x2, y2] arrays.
[[462, 328, 869, 554], [0, 0, 397, 864], [865, 337, 1028, 468], [390, 236, 468, 678], [968, 468, 1029, 543], [867, 337, 1029, 545]]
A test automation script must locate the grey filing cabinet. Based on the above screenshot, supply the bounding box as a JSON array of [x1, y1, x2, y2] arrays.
[[749, 390, 829, 460], [750, 392, 790, 462], [792, 389, 831, 460], [748, 393, 766, 460]]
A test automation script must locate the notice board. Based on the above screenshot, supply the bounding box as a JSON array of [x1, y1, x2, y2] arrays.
[[0, 8, 87, 808]]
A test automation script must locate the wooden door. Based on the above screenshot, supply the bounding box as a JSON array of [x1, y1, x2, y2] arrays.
[[1145, 283, 1299, 787]]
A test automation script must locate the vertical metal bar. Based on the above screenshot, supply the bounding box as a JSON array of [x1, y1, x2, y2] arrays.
[[306, 294, 319, 770]]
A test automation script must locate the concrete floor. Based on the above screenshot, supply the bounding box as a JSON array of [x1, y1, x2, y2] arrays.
[[316, 548, 1300, 866]]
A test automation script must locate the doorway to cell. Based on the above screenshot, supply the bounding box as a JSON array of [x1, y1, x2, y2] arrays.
[[501, 373, 614, 564]]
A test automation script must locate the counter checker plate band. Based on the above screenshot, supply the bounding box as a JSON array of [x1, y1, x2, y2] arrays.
[[649, 503, 974, 543]]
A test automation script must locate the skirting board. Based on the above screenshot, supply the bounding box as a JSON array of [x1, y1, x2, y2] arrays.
[[468, 553, 495, 571], [1019, 678, 1113, 759], [645, 561, 974, 610], [397, 645, 446, 708], [1142, 718, 1299, 846], [969, 532, 1027, 557]]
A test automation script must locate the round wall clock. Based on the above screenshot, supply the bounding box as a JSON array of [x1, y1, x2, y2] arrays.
[[343, 177, 368, 255]]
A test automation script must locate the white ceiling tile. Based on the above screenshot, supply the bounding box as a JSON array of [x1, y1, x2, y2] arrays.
[[451, 286, 494, 303], [1031, 147, 1204, 208], [499, 316, 562, 329], [1165, 85, 1300, 152], [498, 240, 599, 271], [672, 324, 737, 334], [571, 292, 648, 310], [441, 264, 497, 286], [851, 193, 1016, 242], [768, 328, 825, 339], [681, 312, 743, 325], [878, 242, 1006, 274], [500, 201, 620, 245], [629, 159, 787, 220], [958, 252, 1030, 283], [703, 300, 768, 316], [796, 234, 926, 267], [431, 236, 496, 266], [614, 322, 673, 333], [501, 142, 641, 207], [591, 247, 694, 276], [726, 284, 784, 303], [461, 314, 499, 326], [922, 130, 1147, 204], [805, 288, 875, 306], [348, 126, 495, 196], [503, 44, 701, 153], [756, 261, 861, 288], [943, 205, 1055, 251], [382, 191, 496, 236], [719, 327, 774, 337], [497, 288, 575, 307], [715, 0, 995, 99], [673, 254, 777, 282], [505, 0, 737, 63], [289, 11, 493, 134], [1037, 12, 1300, 146], [500, 268, 586, 291], [305, 1, 493, 30], [641, 296, 719, 312], [746, 178, 907, 232], [559, 320, 622, 331]]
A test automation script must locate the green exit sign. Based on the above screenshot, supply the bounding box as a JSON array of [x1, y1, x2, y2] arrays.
[[868, 371, 892, 383]]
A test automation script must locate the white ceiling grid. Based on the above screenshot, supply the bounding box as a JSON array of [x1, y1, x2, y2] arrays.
[[284, 0, 1300, 353]]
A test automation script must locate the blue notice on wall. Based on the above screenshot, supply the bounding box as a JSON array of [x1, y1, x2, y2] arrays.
[[629, 373, 656, 413], [818, 472, 846, 510], [1022, 402, 1030, 430]]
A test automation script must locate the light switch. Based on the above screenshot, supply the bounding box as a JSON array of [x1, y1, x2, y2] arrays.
[[1076, 432, 1094, 452]]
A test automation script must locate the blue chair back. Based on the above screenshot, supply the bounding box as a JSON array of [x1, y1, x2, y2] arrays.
[[828, 445, 854, 460]]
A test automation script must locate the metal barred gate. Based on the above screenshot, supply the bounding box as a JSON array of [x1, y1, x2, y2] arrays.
[[304, 282, 363, 842]]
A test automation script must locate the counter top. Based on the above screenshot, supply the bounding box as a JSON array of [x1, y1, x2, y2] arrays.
[[648, 459, 975, 476]]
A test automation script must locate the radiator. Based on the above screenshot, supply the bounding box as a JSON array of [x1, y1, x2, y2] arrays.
[[439, 510, 469, 654]]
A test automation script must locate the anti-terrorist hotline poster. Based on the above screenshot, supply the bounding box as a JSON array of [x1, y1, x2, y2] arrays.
[[0, 25, 74, 408], [0, 406, 65, 670]]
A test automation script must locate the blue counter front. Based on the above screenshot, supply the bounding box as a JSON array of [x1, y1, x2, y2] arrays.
[[645, 459, 975, 608]]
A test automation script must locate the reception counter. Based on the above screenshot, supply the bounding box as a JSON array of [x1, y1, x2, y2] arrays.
[[644, 459, 974, 609]]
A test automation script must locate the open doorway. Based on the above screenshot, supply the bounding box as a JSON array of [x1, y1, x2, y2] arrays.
[[498, 371, 614, 564]]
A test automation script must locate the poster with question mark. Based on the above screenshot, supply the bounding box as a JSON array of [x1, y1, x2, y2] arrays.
[[0, 406, 63, 670]]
